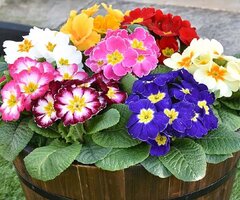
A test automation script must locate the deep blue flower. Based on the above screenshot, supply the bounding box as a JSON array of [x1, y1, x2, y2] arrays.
[[147, 133, 171, 156], [127, 99, 169, 141]]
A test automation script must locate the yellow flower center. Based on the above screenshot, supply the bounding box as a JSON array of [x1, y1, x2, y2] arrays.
[[177, 51, 194, 68], [131, 39, 145, 50], [106, 87, 116, 99], [155, 134, 167, 146], [162, 47, 174, 57], [63, 73, 73, 80], [194, 54, 211, 65], [97, 60, 104, 67], [59, 58, 69, 66], [18, 39, 33, 52], [207, 64, 226, 81], [44, 102, 55, 117], [181, 88, 191, 94], [163, 31, 173, 35], [191, 113, 199, 122], [46, 42, 56, 52], [131, 17, 143, 24], [138, 109, 154, 124], [7, 94, 17, 108], [23, 82, 38, 94], [107, 50, 124, 65], [67, 96, 86, 114], [137, 55, 145, 62], [164, 108, 179, 124], [198, 100, 209, 115], [148, 92, 166, 103]]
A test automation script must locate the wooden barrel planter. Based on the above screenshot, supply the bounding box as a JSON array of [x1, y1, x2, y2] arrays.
[[14, 147, 240, 200]]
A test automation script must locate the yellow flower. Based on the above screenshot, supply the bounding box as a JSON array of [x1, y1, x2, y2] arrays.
[[81, 4, 99, 17], [93, 3, 124, 34], [61, 10, 101, 51]]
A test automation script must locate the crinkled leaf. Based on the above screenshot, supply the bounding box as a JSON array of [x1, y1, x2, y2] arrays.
[[0, 121, 33, 161], [217, 106, 240, 131], [92, 104, 140, 148], [159, 138, 206, 181], [58, 123, 84, 143], [120, 73, 137, 94], [85, 109, 120, 134], [220, 92, 240, 111], [141, 156, 171, 178], [28, 119, 60, 139], [76, 135, 112, 164], [196, 125, 240, 154], [151, 65, 172, 74], [206, 154, 233, 164], [96, 143, 150, 171], [24, 140, 81, 181]]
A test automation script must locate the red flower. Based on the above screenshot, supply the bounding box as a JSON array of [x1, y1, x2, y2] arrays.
[[157, 37, 179, 63], [121, 7, 156, 28], [179, 27, 199, 45]]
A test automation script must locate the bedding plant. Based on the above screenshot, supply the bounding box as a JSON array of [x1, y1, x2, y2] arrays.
[[0, 3, 240, 182]]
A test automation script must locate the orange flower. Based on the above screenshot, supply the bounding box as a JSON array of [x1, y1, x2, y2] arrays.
[[81, 4, 99, 17], [61, 10, 101, 51], [93, 3, 124, 34]]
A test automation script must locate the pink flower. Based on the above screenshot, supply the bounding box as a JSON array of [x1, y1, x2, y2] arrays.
[[86, 35, 138, 80], [129, 27, 159, 77], [9, 57, 55, 79], [105, 29, 129, 39], [16, 68, 54, 110], [54, 87, 102, 126], [32, 92, 58, 128], [0, 81, 24, 121], [55, 64, 88, 81], [104, 86, 127, 104]]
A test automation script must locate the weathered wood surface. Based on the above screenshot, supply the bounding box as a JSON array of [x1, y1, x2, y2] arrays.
[[14, 150, 240, 200]]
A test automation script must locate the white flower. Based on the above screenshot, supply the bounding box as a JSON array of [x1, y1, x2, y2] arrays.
[[194, 63, 239, 97], [28, 27, 70, 62], [53, 45, 83, 68], [226, 58, 240, 87], [3, 37, 38, 64]]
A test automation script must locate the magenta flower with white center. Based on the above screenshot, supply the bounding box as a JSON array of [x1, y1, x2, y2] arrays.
[[16, 67, 54, 110], [54, 86, 102, 126], [0, 81, 24, 121], [32, 92, 58, 128], [55, 64, 88, 81]]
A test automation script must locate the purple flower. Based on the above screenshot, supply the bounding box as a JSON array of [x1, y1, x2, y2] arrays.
[[127, 99, 169, 141]]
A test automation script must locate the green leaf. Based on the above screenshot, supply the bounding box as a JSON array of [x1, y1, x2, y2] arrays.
[[217, 106, 240, 131], [75, 135, 112, 164], [28, 119, 60, 139], [196, 125, 240, 154], [120, 73, 137, 94], [24, 140, 81, 181], [96, 143, 150, 171], [85, 109, 120, 134], [141, 156, 171, 178], [159, 138, 206, 181], [127, 24, 148, 33], [220, 92, 240, 111], [58, 123, 84, 143], [0, 62, 7, 75], [206, 154, 232, 164], [234, 54, 240, 58], [0, 121, 34, 161], [151, 65, 172, 74], [92, 104, 141, 148]]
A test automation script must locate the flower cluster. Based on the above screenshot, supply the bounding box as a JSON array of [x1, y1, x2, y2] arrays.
[[126, 69, 218, 156], [164, 38, 240, 97], [85, 27, 159, 80], [3, 27, 82, 67], [121, 7, 199, 63], [61, 3, 124, 51]]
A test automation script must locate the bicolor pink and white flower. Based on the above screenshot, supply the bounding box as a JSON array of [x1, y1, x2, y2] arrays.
[[0, 81, 24, 121], [16, 68, 54, 110], [55, 64, 88, 81], [54, 87, 102, 125], [32, 92, 58, 128], [104, 86, 127, 104]]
